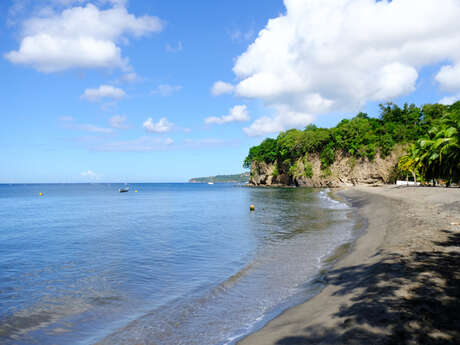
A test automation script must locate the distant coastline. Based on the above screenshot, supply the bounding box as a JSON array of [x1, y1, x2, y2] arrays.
[[189, 172, 249, 183]]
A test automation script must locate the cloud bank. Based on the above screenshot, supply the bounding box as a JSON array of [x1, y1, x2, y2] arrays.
[[228, 0, 460, 135]]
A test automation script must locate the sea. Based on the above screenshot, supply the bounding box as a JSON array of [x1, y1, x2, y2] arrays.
[[0, 183, 358, 345]]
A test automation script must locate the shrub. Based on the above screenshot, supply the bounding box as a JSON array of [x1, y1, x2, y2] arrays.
[[321, 167, 332, 177], [320, 144, 335, 169], [304, 162, 313, 178], [288, 162, 299, 177]]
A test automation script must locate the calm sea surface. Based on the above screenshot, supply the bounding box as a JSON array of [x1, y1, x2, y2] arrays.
[[0, 183, 356, 345]]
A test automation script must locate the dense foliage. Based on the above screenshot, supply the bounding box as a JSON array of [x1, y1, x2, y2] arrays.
[[398, 102, 460, 185], [244, 102, 460, 184]]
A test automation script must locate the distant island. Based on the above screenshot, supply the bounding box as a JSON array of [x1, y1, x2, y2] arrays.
[[189, 172, 250, 183]]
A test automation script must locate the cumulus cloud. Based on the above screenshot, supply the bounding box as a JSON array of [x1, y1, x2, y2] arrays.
[[5, 2, 163, 72], [151, 84, 183, 96], [244, 106, 314, 136], [143, 117, 173, 133], [435, 64, 460, 92], [211, 81, 235, 96], [205, 105, 250, 125], [109, 115, 128, 128], [228, 0, 460, 135], [81, 85, 126, 102]]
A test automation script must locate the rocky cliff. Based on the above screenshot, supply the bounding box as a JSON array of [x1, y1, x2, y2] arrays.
[[249, 146, 405, 187]]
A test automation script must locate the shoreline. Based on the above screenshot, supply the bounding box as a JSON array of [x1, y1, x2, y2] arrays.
[[238, 185, 460, 345]]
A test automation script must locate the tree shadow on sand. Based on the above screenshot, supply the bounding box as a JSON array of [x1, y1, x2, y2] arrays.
[[276, 230, 460, 345]]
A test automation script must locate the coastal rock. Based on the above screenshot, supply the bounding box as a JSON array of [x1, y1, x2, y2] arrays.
[[249, 146, 404, 187]]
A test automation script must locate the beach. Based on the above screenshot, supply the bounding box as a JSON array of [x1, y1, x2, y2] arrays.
[[238, 185, 460, 345]]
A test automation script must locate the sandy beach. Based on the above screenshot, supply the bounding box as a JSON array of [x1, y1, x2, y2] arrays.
[[238, 185, 460, 345]]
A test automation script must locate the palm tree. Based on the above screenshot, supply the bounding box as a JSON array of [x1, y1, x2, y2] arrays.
[[417, 111, 460, 185], [398, 143, 420, 183]]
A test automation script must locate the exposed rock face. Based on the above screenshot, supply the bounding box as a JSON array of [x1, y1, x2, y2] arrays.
[[249, 147, 405, 187]]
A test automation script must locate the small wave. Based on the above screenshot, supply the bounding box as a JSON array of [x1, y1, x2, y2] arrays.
[[317, 188, 349, 209]]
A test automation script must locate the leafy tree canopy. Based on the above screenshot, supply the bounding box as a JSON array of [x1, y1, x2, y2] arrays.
[[244, 101, 460, 183]]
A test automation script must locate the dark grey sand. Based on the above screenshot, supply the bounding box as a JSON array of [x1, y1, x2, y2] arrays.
[[238, 185, 460, 345]]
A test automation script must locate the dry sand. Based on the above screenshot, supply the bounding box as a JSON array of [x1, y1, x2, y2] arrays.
[[238, 185, 460, 345]]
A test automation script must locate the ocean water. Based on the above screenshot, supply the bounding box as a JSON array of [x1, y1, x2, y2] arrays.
[[0, 183, 356, 345]]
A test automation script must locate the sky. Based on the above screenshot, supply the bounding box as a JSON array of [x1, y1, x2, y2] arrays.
[[1, 0, 460, 183]]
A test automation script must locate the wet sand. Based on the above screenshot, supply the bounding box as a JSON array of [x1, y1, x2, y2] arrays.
[[238, 185, 460, 345]]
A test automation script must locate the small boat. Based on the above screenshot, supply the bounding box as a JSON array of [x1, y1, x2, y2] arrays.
[[208, 182, 214, 185], [118, 187, 130, 193]]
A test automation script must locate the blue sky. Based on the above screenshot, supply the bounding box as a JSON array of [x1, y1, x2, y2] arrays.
[[1, 0, 460, 183]]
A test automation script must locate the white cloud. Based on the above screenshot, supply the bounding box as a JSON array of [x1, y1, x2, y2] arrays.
[[94, 136, 174, 152], [211, 81, 235, 96], [229, 0, 460, 136], [81, 85, 126, 102], [151, 84, 183, 96], [435, 64, 460, 92], [109, 115, 128, 128], [143, 117, 173, 133], [439, 94, 460, 105], [243, 106, 314, 136], [5, 2, 163, 72], [205, 105, 250, 125], [80, 170, 102, 179], [165, 41, 183, 53]]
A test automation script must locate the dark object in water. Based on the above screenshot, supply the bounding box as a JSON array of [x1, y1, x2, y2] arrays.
[[118, 187, 130, 193]]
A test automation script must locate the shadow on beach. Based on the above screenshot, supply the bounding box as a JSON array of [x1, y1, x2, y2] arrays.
[[275, 230, 460, 345]]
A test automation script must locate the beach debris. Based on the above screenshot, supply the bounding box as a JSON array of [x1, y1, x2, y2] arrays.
[[250, 204, 255, 211]]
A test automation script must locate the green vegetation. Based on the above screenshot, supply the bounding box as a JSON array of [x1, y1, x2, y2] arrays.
[[244, 102, 460, 184], [398, 103, 460, 185], [189, 172, 249, 183], [288, 162, 299, 177], [304, 162, 313, 178]]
